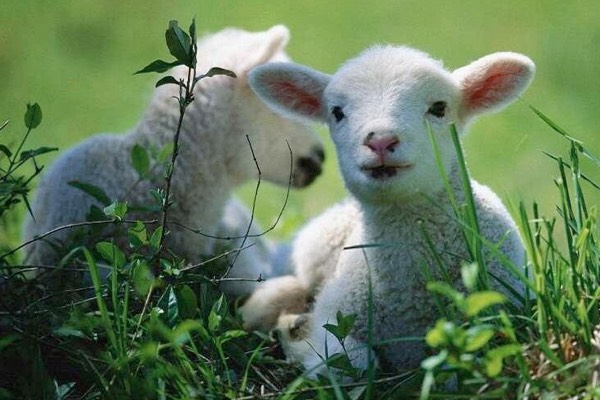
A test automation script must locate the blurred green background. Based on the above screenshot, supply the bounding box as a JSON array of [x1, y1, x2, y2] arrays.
[[1, 0, 599, 243]]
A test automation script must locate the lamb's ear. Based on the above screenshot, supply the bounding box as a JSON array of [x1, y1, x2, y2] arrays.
[[453, 52, 535, 120], [249, 63, 331, 122], [240, 25, 290, 73]]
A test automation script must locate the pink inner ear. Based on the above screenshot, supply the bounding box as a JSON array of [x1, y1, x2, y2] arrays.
[[464, 64, 527, 111], [270, 81, 322, 116]]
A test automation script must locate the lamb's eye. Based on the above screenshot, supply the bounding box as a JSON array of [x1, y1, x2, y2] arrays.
[[428, 101, 447, 118], [331, 106, 345, 122]]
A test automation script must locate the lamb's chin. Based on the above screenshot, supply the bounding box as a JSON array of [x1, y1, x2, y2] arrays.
[[362, 165, 412, 181]]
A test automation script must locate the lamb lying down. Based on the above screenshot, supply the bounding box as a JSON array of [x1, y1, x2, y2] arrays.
[[242, 45, 534, 374], [22, 25, 324, 297]]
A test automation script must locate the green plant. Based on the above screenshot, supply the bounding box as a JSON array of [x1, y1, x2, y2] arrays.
[[0, 103, 56, 262]]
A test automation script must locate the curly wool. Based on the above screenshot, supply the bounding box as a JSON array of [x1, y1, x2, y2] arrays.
[[22, 26, 324, 296], [243, 44, 535, 374]]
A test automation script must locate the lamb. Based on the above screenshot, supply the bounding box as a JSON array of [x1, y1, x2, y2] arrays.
[[22, 25, 325, 296], [242, 45, 534, 374]]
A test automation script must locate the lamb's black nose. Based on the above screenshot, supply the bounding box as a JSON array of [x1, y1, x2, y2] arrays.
[[292, 146, 325, 188]]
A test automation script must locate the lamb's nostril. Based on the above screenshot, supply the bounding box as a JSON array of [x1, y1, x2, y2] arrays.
[[365, 135, 399, 156]]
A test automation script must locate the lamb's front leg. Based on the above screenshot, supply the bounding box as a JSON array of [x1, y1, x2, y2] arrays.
[[276, 309, 377, 379]]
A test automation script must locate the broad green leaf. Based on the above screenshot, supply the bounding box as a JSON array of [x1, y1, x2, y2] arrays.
[[172, 320, 207, 345], [149, 226, 163, 250], [165, 20, 191, 66], [425, 319, 458, 348], [155, 76, 181, 88], [461, 262, 479, 291], [19, 146, 57, 161], [421, 349, 448, 370], [208, 295, 226, 332], [157, 143, 174, 162], [158, 286, 180, 328], [128, 220, 148, 248], [175, 285, 197, 319], [426, 281, 465, 306], [131, 144, 150, 177], [464, 326, 495, 352], [0, 144, 12, 158], [208, 309, 221, 332], [96, 241, 126, 269], [103, 201, 128, 220], [326, 352, 356, 373], [68, 180, 111, 206], [464, 291, 506, 317], [135, 59, 181, 75], [323, 311, 357, 343], [484, 344, 521, 377], [132, 260, 154, 296], [204, 67, 236, 78], [221, 329, 246, 341], [24, 103, 42, 129]]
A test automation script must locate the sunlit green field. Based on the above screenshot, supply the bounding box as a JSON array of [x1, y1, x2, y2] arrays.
[[1, 0, 599, 241]]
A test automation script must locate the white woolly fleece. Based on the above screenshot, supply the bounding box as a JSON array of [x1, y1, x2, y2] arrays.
[[243, 45, 534, 374], [22, 25, 324, 296]]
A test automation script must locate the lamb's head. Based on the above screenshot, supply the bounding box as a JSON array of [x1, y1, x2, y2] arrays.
[[194, 25, 324, 188], [248, 46, 534, 203]]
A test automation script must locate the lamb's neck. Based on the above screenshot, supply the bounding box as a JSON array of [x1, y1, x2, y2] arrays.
[[360, 169, 467, 239], [129, 78, 234, 192], [126, 80, 233, 220]]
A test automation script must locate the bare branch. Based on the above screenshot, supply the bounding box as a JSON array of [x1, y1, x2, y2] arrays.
[[1, 218, 158, 260], [166, 141, 294, 241]]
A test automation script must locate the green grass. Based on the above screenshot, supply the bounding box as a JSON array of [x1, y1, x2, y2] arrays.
[[2, 3, 600, 399], [2, 99, 600, 399]]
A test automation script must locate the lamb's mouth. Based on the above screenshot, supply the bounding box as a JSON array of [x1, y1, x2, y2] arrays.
[[362, 164, 412, 179]]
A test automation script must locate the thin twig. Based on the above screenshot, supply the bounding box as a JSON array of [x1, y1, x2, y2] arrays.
[[179, 243, 256, 273], [156, 50, 197, 256], [1, 218, 158, 259], [167, 141, 294, 241], [219, 135, 262, 280]]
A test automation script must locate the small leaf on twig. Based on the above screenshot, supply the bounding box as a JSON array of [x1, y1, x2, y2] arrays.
[[135, 59, 181, 75], [24, 103, 42, 129], [188, 18, 196, 41], [96, 241, 126, 269], [19, 146, 57, 162], [194, 67, 236, 85], [131, 144, 150, 177], [0, 145, 12, 158], [68, 180, 111, 206], [204, 67, 236, 78], [165, 20, 192, 66], [103, 201, 128, 220], [155, 76, 182, 88]]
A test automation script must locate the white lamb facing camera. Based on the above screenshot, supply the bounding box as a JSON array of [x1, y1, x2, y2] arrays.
[[242, 45, 534, 375]]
